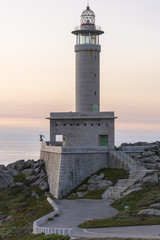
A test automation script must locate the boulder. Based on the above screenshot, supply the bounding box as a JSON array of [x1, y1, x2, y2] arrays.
[[0, 165, 5, 170], [141, 157, 153, 163], [143, 174, 158, 184], [6, 169, 19, 177], [150, 203, 160, 209], [0, 170, 14, 189], [152, 155, 160, 162], [144, 163, 157, 170], [33, 160, 45, 169], [15, 182, 24, 187], [138, 208, 160, 216], [141, 151, 156, 158], [22, 168, 34, 177]]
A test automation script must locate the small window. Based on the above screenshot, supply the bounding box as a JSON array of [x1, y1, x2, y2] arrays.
[[56, 124, 58, 126], [94, 73, 97, 77], [56, 135, 63, 142], [63, 124, 66, 126], [70, 124, 73, 126], [84, 123, 87, 126], [98, 123, 101, 126], [95, 56, 97, 60], [77, 124, 79, 126], [94, 91, 96, 95], [91, 123, 93, 126]]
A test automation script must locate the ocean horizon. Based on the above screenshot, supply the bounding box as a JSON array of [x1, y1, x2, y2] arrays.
[[0, 141, 41, 166]]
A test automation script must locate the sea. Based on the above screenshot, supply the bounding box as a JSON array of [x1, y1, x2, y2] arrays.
[[0, 141, 41, 166]]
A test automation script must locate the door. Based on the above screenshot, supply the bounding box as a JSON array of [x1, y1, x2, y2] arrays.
[[101, 136, 108, 146]]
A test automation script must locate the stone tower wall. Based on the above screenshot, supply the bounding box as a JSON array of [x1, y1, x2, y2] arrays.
[[75, 44, 101, 112]]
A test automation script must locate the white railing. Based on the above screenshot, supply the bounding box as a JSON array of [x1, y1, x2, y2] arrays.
[[75, 25, 101, 31], [33, 197, 73, 237]]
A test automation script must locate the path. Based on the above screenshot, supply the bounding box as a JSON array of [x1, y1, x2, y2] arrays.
[[41, 199, 160, 239]]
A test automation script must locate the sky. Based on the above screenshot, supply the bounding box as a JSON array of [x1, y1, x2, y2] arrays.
[[0, 0, 160, 147]]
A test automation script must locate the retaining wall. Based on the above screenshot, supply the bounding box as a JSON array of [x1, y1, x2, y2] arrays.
[[33, 197, 73, 237]]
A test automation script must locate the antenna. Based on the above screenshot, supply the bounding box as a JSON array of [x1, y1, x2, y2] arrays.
[[87, 0, 90, 7]]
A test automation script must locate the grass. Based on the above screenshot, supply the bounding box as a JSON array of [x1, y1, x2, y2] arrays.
[[0, 186, 69, 240], [66, 168, 129, 199], [79, 183, 160, 228]]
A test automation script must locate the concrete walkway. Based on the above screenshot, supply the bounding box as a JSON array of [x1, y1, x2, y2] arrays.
[[41, 199, 160, 239]]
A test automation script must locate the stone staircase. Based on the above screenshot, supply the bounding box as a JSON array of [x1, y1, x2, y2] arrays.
[[102, 151, 148, 201]]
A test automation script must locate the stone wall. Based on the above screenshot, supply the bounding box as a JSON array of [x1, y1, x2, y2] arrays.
[[40, 144, 62, 198], [41, 143, 109, 199]]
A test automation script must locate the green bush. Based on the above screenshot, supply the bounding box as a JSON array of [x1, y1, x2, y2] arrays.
[[14, 173, 26, 183]]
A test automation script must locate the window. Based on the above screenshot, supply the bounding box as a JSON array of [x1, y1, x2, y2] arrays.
[[63, 124, 66, 126], [70, 124, 73, 126], [77, 124, 79, 126], [84, 123, 87, 126], [93, 104, 98, 112], [94, 73, 97, 77], [94, 91, 96, 95], [91, 123, 93, 126], [55, 135, 63, 142]]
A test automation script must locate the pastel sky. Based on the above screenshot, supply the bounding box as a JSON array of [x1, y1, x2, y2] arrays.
[[0, 0, 160, 146]]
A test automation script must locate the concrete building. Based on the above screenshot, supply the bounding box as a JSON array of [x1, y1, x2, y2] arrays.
[[40, 5, 116, 199]]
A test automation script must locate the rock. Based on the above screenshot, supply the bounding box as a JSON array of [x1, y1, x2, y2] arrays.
[[0, 170, 14, 189], [123, 186, 142, 196], [152, 155, 160, 162], [141, 151, 156, 158], [6, 169, 19, 177], [143, 174, 158, 184], [15, 182, 24, 187], [34, 167, 41, 175], [79, 184, 87, 191], [150, 203, 160, 209], [141, 157, 153, 163], [144, 163, 157, 170], [138, 208, 160, 216], [77, 192, 85, 198], [25, 175, 37, 182], [22, 168, 34, 177], [40, 182, 49, 191], [0, 165, 5, 170], [33, 160, 45, 169]]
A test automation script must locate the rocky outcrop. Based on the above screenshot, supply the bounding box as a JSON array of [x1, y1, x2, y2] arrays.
[[123, 142, 160, 170], [0, 160, 49, 192], [138, 208, 160, 216], [68, 173, 112, 198]]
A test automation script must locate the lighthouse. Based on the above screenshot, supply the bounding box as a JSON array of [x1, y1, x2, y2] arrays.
[[40, 4, 116, 199], [72, 6, 104, 112]]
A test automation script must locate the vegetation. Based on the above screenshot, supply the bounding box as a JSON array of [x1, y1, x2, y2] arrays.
[[14, 173, 26, 183], [66, 168, 129, 199], [0, 186, 69, 240], [79, 183, 160, 228]]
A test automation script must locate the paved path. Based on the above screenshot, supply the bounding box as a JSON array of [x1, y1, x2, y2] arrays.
[[41, 199, 160, 239]]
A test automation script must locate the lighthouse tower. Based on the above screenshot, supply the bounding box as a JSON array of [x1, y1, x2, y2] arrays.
[[72, 6, 104, 112], [41, 4, 116, 199]]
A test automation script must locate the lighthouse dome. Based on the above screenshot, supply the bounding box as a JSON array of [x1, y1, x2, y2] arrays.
[[81, 6, 95, 25]]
